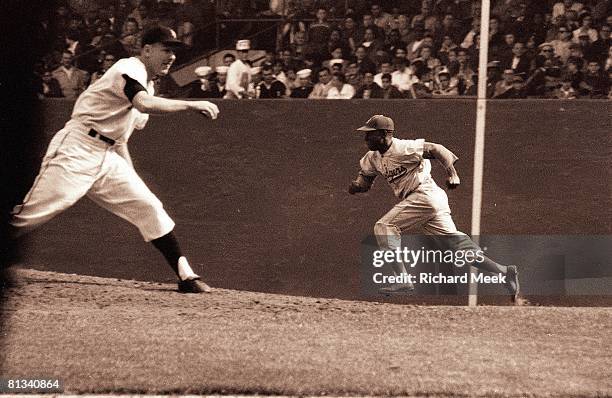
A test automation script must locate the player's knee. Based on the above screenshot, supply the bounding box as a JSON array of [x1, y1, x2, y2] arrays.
[[374, 220, 398, 237]]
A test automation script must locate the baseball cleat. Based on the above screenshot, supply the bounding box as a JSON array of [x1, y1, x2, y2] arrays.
[[505, 265, 529, 306], [178, 277, 212, 294], [379, 283, 415, 296]]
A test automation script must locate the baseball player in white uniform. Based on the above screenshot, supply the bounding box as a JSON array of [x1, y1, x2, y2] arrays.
[[349, 115, 525, 304], [11, 26, 219, 293]]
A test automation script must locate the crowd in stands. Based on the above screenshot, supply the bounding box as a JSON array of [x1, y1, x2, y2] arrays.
[[36, 0, 611, 100]]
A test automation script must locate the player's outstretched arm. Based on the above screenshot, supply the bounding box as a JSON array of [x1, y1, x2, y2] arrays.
[[423, 142, 460, 189], [132, 91, 219, 119], [349, 172, 376, 194]]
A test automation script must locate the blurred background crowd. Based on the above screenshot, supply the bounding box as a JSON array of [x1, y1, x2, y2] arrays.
[[36, 0, 611, 99]]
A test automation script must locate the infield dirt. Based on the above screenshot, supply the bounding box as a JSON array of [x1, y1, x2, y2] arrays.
[[1, 268, 611, 397]]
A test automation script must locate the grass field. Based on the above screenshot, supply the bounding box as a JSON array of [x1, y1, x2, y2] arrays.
[[1, 268, 611, 397]]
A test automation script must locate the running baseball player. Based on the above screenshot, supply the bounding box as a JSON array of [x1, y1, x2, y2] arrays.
[[10, 26, 219, 293], [349, 115, 525, 304]]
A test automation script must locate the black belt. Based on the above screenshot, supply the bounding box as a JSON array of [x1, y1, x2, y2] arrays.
[[88, 129, 115, 145]]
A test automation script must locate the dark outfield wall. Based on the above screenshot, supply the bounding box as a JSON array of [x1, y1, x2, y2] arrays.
[[21, 100, 610, 300]]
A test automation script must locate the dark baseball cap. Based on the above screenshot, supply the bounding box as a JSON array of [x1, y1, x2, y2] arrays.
[[356, 115, 395, 132], [141, 26, 184, 48]]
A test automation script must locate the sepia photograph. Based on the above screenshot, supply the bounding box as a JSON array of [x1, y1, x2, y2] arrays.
[[1, 0, 610, 397]]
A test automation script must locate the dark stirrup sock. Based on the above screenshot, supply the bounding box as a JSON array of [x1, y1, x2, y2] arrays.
[[151, 231, 183, 276]]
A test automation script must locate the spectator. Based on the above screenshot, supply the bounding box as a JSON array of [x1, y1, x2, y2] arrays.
[[490, 16, 507, 53], [345, 62, 363, 91], [576, 33, 599, 61], [225, 39, 252, 99], [326, 72, 355, 98], [524, 54, 555, 97], [551, 26, 574, 62], [406, 25, 426, 61], [322, 46, 344, 66], [223, 53, 236, 67], [384, 29, 407, 56], [552, 0, 584, 19], [567, 43, 586, 69], [354, 71, 383, 98], [209, 66, 228, 98], [38, 69, 64, 98], [290, 68, 314, 98], [90, 52, 116, 85], [380, 73, 404, 98], [370, 3, 393, 33], [494, 69, 516, 98], [590, 25, 611, 63], [412, 0, 439, 33], [438, 35, 459, 65], [396, 14, 412, 43], [495, 75, 528, 98], [606, 47, 612, 71], [392, 56, 420, 93], [309, 67, 332, 98], [52, 50, 89, 100], [128, 3, 157, 31], [432, 69, 459, 96], [573, 13, 598, 42], [552, 76, 578, 98], [120, 17, 141, 56], [256, 66, 287, 98], [501, 42, 533, 76], [309, 7, 332, 48], [486, 61, 502, 98], [187, 66, 213, 98], [455, 48, 476, 88], [566, 58, 586, 88], [461, 18, 481, 49], [359, 27, 385, 62], [339, 16, 359, 52], [353, 46, 377, 74], [416, 45, 442, 74], [374, 61, 394, 87], [436, 13, 463, 46], [360, 13, 382, 41], [581, 60, 610, 97]]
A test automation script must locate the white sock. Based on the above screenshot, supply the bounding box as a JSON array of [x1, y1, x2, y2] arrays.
[[177, 256, 199, 281]]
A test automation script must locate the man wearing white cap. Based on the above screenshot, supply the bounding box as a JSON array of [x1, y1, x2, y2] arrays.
[[188, 65, 212, 98], [210, 66, 228, 98], [290, 69, 314, 98], [225, 39, 252, 99]]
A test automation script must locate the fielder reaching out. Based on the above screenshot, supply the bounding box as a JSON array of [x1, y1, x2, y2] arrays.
[[349, 115, 526, 305], [11, 26, 219, 293]]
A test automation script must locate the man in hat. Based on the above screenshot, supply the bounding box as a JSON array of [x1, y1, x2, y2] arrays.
[[256, 66, 286, 98], [225, 39, 252, 99], [290, 69, 314, 98], [348, 115, 526, 304], [208, 66, 228, 98], [10, 26, 219, 293], [187, 65, 213, 98]]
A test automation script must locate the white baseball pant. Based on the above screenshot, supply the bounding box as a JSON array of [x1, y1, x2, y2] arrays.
[[11, 128, 175, 241]]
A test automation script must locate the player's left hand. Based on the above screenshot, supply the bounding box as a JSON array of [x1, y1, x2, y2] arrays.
[[446, 174, 460, 189]]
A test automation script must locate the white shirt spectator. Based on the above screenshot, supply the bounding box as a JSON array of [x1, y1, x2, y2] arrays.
[[225, 59, 252, 98], [327, 84, 355, 99], [391, 69, 419, 92]]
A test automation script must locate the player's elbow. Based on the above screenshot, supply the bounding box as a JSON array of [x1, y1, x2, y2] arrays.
[[132, 92, 153, 113]]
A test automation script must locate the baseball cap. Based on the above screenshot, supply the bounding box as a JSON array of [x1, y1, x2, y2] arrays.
[[142, 26, 184, 48], [356, 115, 395, 132], [215, 66, 229, 74]]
